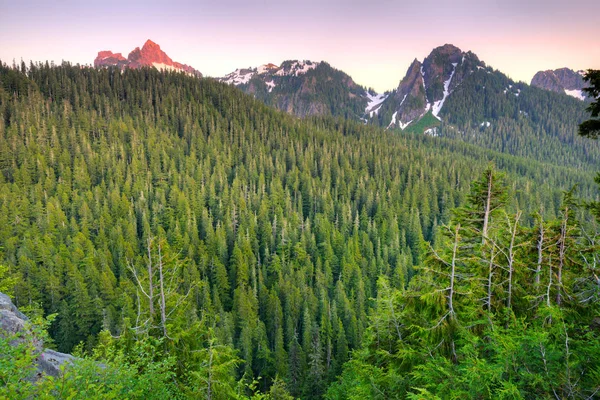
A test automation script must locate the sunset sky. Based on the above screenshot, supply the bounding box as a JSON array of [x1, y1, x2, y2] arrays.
[[1, 0, 599, 92]]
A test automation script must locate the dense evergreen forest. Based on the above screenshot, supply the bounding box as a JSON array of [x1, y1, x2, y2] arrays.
[[0, 61, 598, 398], [439, 69, 599, 169]]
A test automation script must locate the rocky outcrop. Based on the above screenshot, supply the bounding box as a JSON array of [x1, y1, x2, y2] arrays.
[[0, 292, 74, 378], [390, 59, 427, 125], [531, 68, 587, 99], [94, 39, 202, 77]]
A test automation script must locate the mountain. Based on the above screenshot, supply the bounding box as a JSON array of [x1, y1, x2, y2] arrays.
[[219, 60, 382, 118], [0, 292, 74, 378], [365, 44, 598, 170], [94, 39, 202, 76], [2, 54, 599, 399], [531, 68, 587, 100], [373, 44, 488, 130]]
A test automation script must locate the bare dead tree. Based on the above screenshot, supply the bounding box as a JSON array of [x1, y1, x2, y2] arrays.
[[506, 210, 522, 311]]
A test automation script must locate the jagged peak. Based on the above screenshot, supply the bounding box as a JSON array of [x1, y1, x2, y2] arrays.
[[94, 40, 201, 77], [143, 39, 159, 49], [430, 43, 463, 54]]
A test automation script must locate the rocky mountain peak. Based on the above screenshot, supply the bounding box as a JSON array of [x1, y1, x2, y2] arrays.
[[94, 39, 201, 77], [142, 39, 160, 51], [379, 44, 489, 130], [531, 67, 587, 100], [93, 51, 127, 68]]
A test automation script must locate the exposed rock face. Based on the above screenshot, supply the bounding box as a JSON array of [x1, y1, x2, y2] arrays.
[[94, 39, 202, 77], [391, 59, 427, 125], [0, 292, 74, 378], [531, 68, 587, 99], [94, 51, 127, 68], [379, 43, 487, 129]]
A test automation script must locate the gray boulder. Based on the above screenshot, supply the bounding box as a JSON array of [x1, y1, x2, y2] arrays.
[[0, 291, 74, 377]]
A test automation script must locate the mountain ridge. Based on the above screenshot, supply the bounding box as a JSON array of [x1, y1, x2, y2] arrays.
[[94, 39, 202, 77], [531, 67, 587, 100]]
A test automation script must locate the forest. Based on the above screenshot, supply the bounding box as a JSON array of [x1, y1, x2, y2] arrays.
[[0, 61, 598, 399]]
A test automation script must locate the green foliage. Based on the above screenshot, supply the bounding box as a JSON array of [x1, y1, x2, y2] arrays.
[[0, 60, 598, 398], [579, 69, 600, 139], [328, 177, 600, 399], [0, 264, 16, 295], [403, 110, 441, 135], [439, 70, 599, 169], [240, 62, 368, 119]]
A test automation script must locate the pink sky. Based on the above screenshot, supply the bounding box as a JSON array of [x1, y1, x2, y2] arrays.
[[1, 0, 599, 92]]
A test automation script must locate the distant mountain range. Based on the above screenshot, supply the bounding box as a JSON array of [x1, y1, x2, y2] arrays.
[[92, 41, 592, 146], [94, 39, 202, 77]]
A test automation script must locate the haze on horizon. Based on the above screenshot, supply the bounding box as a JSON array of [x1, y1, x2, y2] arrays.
[[1, 0, 599, 93]]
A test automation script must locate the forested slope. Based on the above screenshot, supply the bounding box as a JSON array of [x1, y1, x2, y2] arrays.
[[0, 62, 598, 398]]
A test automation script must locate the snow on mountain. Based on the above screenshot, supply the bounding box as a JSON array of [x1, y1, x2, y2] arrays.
[[152, 62, 178, 73], [531, 68, 587, 98], [265, 80, 276, 92], [431, 62, 458, 120], [222, 68, 256, 85], [564, 89, 585, 100], [387, 111, 398, 129], [220, 60, 321, 87], [365, 92, 388, 116], [257, 63, 279, 75], [275, 60, 320, 77]]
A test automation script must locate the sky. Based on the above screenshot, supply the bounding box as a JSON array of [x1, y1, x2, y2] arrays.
[[1, 0, 599, 93]]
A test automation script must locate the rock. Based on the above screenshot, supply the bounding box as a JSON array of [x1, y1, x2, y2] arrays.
[[94, 51, 127, 68], [531, 68, 587, 97], [37, 349, 75, 377], [0, 292, 28, 320], [383, 44, 487, 128], [94, 39, 202, 77], [391, 58, 428, 124], [0, 291, 74, 378]]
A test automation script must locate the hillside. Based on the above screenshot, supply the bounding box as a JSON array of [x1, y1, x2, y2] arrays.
[[371, 44, 598, 171], [0, 61, 598, 398], [220, 60, 374, 118]]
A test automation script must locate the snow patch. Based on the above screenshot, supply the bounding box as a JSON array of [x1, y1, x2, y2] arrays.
[[480, 121, 491, 128], [399, 120, 412, 130], [424, 127, 438, 137], [275, 61, 319, 77], [265, 80, 276, 93], [387, 111, 398, 129], [387, 110, 412, 130], [397, 94, 408, 108], [153, 62, 178, 72], [431, 62, 458, 120], [565, 89, 585, 100], [365, 91, 388, 116], [257, 64, 277, 75], [222, 68, 256, 85]]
